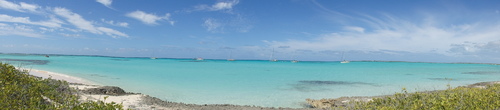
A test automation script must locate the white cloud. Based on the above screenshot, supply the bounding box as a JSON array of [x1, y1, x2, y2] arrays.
[[450, 40, 500, 54], [96, 0, 112, 8], [97, 27, 128, 38], [194, 0, 239, 12], [39, 27, 55, 33], [59, 33, 82, 38], [343, 26, 364, 33], [0, 23, 43, 38], [481, 40, 500, 51], [202, 15, 252, 33], [203, 18, 222, 32], [0, 14, 63, 28], [126, 10, 174, 25], [265, 14, 500, 57], [0, 0, 40, 12], [53, 7, 100, 34], [101, 19, 128, 27], [53, 7, 128, 38], [117, 22, 129, 27], [211, 0, 239, 11], [192, 0, 250, 33]]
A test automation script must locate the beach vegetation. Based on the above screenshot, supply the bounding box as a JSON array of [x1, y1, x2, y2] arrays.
[[0, 63, 124, 109], [353, 84, 500, 109]]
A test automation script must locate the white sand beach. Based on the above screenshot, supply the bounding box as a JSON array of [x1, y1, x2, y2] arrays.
[[27, 69, 94, 84], [25, 69, 154, 110]]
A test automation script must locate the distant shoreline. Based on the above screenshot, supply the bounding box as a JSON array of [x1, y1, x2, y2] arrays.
[[2, 53, 499, 65]]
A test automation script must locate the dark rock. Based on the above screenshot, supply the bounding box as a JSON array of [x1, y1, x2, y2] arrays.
[[81, 86, 128, 95]]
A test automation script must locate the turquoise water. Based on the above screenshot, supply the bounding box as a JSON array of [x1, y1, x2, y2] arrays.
[[1, 53, 500, 108]]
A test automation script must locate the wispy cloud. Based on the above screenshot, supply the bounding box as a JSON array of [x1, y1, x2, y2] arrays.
[[203, 18, 223, 33], [96, 0, 112, 8], [202, 14, 252, 33], [126, 10, 174, 25], [97, 27, 127, 38], [194, 0, 239, 12], [0, 0, 40, 13], [59, 33, 83, 38], [0, 0, 128, 38], [265, 13, 500, 58], [343, 26, 364, 33], [0, 14, 63, 28], [189, 0, 250, 33], [0, 23, 43, 38], [101, 19, 128, 27], [53, 7, 100, 34], [53, 7, 128, 38]]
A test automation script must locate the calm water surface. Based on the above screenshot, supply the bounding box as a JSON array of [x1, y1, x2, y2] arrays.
[[1, 53, 500, 108]]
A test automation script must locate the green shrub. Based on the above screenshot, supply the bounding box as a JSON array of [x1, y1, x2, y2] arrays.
[[354, 84, 500, 110], [0, 62, 124, 109]]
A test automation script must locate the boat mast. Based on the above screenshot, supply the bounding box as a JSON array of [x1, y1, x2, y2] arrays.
[[341, 52, 345, 61], [270, 48, 277, 61]]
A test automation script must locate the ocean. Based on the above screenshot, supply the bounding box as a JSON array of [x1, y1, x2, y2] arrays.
[[1, 53, 500, 108]]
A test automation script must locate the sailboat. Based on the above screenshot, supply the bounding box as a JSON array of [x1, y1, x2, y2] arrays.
[[291, 52, 298, 63], [150, 51, 157, 59], [196, 57, 204, 61], [270, 48, 278, 62], [340, 52, 350, 63], [227, 51, 235, 61]]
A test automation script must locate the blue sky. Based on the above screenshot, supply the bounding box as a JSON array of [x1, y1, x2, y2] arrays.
[[1, 0, 500, 63]]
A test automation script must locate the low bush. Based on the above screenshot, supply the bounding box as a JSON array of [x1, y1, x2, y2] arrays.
[[0, 62, 123, 109], [354, 84, 500, 109]]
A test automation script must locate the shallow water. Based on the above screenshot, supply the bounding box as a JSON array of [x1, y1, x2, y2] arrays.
[[1, 53, 500, 108]]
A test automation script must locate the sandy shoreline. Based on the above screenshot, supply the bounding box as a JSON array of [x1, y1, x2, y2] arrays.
[[26, 69, 95, 84], [24, 69, 149, 109]]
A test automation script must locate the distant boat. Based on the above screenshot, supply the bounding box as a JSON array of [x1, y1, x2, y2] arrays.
[[150, 51, 157, 59], [196, 57, 204, 61], [291, 52, 298, 63], [340, 52, 349, 63], [227, 51, 235, 61], [45, 55, 49, 58], [270, 48, 278, 62]]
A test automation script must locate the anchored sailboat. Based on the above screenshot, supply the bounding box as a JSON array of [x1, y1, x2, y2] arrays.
[[270, 48, 277, 62], [340, 52, 350, 63], [291, 52, 298, 63], [227, 51, 235, 61]]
